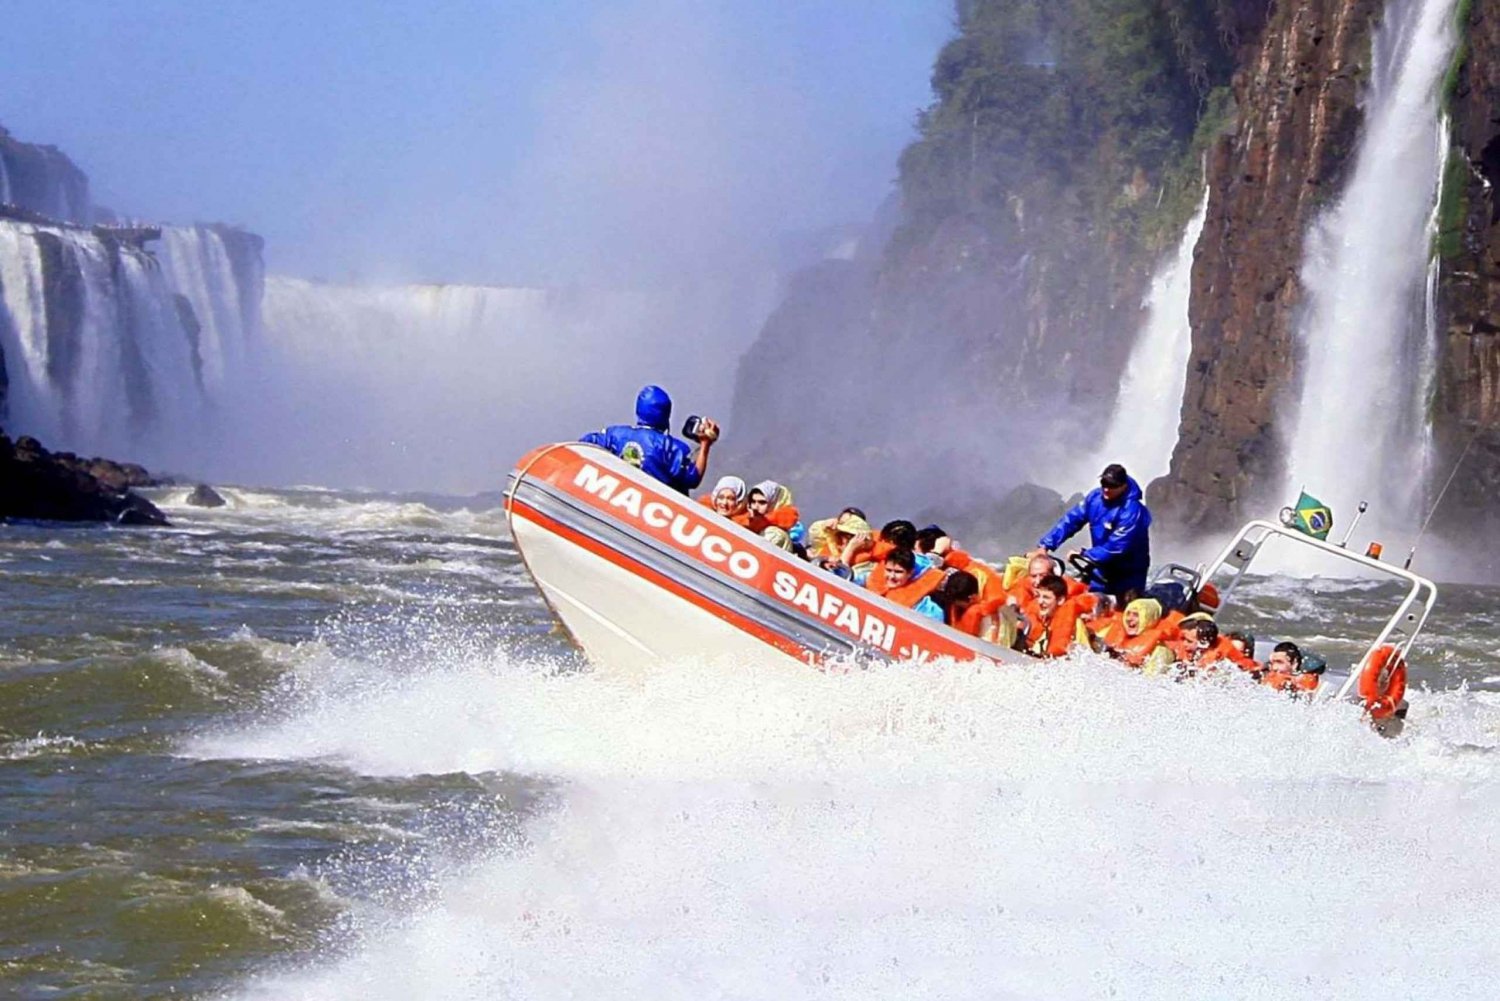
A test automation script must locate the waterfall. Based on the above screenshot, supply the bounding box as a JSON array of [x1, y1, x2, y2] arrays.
[[1415, 122, 1451, 501], [0, 220, 205, 459], [1077, 190, 1209, 487], [0, 149, 12, 205], [156, 225, 265, 391], [1284, 0, 1459, 529]]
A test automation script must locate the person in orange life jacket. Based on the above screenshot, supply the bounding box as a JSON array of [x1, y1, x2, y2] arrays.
[[1022, 574, 1084, 659], [1092, 597, 1174, 673], [702, 475, 751, 520], [580, 384, 717, 494], [1008, 553, 1087, 609], [933, 569, 1009, 640], [701, 475, 791, 540], [1034, 463, 1151, 599], [745, 482, 801, 552], [865, 548, 946, 621], [751, 480, 806, 552], [864, 520, 922, 565], [845, 520, 934, 585], [1172, 615, 1258, 674], [1259, 641, 1322, 695]]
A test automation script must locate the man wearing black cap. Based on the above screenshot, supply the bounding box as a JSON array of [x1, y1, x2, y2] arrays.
[[1032, 463, 1152, 600]]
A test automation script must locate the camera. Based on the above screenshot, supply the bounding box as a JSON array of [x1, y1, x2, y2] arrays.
[[682, 415, 707, 440]]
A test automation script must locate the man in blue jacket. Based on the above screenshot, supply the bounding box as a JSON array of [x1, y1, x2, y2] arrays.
[[1034, 463, 1151, 599], [580, 385, 718, 494]]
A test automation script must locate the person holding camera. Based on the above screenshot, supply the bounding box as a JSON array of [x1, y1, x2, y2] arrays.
[[580, 384, 718, 494]]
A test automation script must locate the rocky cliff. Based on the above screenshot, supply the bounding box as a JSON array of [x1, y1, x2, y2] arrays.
[[729, 0, 1264, 519], [1150, 0, 1381, 531], [1433, 0, 1500, 540], [0, 125, 91, 224]]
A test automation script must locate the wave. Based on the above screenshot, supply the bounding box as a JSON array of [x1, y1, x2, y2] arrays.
[[217, 647, 1500, 1001]]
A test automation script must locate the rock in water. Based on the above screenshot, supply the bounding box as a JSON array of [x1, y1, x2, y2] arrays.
[[0, 434, 170, 526], [186, 484, 227, 508]]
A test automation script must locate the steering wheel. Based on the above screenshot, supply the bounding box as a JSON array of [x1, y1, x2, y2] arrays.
[[1067, 552, 1099, 578]]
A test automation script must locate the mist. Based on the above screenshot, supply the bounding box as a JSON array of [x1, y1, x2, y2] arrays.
[[0, 1, 951, 493]]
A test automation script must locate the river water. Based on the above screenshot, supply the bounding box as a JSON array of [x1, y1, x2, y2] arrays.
[[3, 487, 1498, 999]]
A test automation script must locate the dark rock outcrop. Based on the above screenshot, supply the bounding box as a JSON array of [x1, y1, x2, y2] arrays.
[[0, 434, 169, 526], [1150, 0, 1380, 532], [1433, 2, 1500, 542], [186, 483, 227, 508], [914, 481, 1071, 557]]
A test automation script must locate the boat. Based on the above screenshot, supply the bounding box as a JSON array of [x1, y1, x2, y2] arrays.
[[503, 443, 1018, 673], [504, 443, 1434, 730]]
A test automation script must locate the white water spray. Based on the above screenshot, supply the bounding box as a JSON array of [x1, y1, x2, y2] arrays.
[[1285, 0, 1459, 528], [1078, 190, 1208, 486], [205, 645, 1500, 1001]]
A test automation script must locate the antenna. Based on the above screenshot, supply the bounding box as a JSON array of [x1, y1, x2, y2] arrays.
[[1405, 428, 1481, 569], [1338, 501, 1368, 548]]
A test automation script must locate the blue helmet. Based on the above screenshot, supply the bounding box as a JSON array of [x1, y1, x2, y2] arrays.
[[634, 385, 672, 430]]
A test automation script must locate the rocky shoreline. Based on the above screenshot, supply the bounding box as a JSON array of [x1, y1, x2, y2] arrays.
[[0, 434, 169, 526]]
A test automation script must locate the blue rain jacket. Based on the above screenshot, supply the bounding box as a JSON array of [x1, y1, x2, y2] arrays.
[[1038, 476, 1152, 594], [579, 385, 703, 494]]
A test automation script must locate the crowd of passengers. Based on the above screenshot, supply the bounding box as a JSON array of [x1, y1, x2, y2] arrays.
[[582, 385, 1321, 692], [696, 477, 1320, 693]]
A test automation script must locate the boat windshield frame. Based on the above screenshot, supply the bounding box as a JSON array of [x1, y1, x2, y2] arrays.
[[1199, 519, 1438, 700]]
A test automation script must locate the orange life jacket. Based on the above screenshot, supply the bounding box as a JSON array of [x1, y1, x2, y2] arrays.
[[1261, 669, 1320, 694], [1172, 634, 1257, 673], [763, 505, 800, 531], [950, 596, 1005, 637], [1024, 597, 1086, 659], [1096, 618, 1171, 667], [873, 566, 947, 609], [944, 551, 1007, 605]]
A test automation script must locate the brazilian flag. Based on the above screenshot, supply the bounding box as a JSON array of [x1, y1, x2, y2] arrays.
[[1283, 491, 1334, 540]]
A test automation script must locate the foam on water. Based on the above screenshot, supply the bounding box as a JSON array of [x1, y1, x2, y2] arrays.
[[211, 643, 1500, 999]]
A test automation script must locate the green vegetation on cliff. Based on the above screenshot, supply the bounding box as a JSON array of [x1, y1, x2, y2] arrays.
[[894, 0, 1248, 258]]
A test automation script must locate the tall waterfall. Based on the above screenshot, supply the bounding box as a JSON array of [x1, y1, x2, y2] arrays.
[[0, 220, 264, 472], [1076, 191, 1209, 487], [1284, 0, 1459, 529], [156, 225, 265, 392], [0, 221, 202, 457]]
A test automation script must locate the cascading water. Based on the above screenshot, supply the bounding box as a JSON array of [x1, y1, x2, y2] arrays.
[[1075, 190, 1208, 486], [0, 220, 206, 458], [1285, 0, 1459, 529], [156, 225, 265, 391], [0, 149, 12, 205]]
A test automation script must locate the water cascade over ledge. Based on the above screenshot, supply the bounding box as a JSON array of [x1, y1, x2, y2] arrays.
[[1074, 190, 1209, 488], [1285, 0, 1459, 531]]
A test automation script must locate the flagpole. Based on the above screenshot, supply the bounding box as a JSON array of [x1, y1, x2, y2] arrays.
[[1338, 501, 1368, 549]]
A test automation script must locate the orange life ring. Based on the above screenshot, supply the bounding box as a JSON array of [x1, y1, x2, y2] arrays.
[[1357, 644, 1407, 720]]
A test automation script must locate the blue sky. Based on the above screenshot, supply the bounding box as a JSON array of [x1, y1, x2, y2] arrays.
[[1, 1, 952, 284]]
